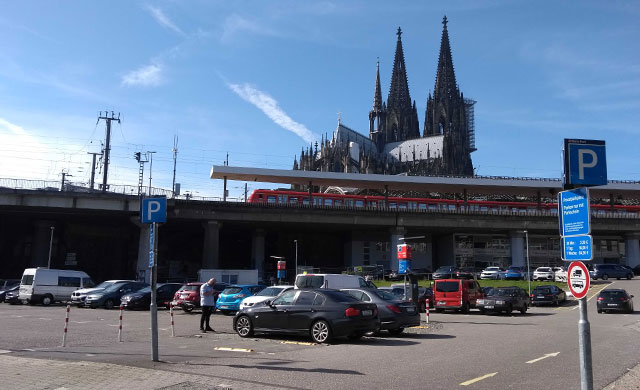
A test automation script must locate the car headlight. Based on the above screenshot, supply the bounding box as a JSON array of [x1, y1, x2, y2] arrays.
[[477, 299, 485, 305], [496, 300, 505, 305], [87, 295, 101, 300]]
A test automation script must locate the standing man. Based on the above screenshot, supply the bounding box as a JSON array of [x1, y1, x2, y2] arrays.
[[200, 278, 216, 333]]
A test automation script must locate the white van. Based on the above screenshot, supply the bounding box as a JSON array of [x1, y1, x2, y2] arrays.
[[19, 268, 94, 306], [294, 274, 369, 289]]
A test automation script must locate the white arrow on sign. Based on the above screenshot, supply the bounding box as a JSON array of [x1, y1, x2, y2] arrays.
[[526, 352, 560, 364]]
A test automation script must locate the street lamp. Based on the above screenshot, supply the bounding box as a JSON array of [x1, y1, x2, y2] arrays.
[[294, 240, 298, 277], [519, 230, 531, 296], [47, 226, 55, 269], [270, 255, 285, 285]]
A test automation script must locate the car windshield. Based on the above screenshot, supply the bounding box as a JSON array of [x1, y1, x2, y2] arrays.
[[600, 290, 626, 298], [533, 288, 551, 294], [295, 276, 324, 289], [21, 274, 34, 285], [257, 287, 288, 297], [507, 267, 520, 271], [436, 281, 460, 293], [136, 286, 152, 293], [322, 290, 359, 303], [103, 283, 128, 293], [485, 267, 500, 271], [435, 267, 453, 272], [179, 285, 200, 292], [94, 281, 118, 289], [222, 287, 243, 295], [537, 268, 552, 272], [494, 288, 518, 297], [372, 290, 399, 300]]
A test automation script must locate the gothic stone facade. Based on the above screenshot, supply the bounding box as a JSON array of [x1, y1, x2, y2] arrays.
[[294, 17, 475, 178]]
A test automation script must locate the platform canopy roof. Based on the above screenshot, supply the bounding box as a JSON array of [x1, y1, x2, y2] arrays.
[[210, 165, 640, 199]]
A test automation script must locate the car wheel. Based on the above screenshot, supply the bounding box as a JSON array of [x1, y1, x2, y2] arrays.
[[104, 299, 115, 310], [182, 306, 193, 313], [479, 309, 486, 315], [505, 304, 513, 315], [310, 320, 332, 344], [235, 315, 254, 337], [41, 294, 53, 306], [388, 328, 404, 336], [627, 274, 633, 280], [520, 304, 527, 314], [602, 274, 609, 280]]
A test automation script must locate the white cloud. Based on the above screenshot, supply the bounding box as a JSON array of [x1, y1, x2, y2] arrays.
[[0, 117, 58, 180], [146, 5, 185, 36], [122, 63, 163, 87], [228, 82, 317, 143]]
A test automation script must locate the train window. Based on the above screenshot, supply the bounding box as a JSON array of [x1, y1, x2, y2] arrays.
[[289, 197, 298, 204], [419, 204, 426, 210], [302, 198, 310, 205], [480, 206, 488, 212], [314, 198, 322, 206], [408, 202, 417, 209], [448, 204, 456, 211], [429, 204, 437, 211], [278, 195, 288, 203], [267, 196, 276, 203], [355, 200, 364, 207], [324, 199, 333, 206], [334, 199, 342, 206], [389, 202, 397, 209], [369, 201, 377, 208], [398, 203, 407, 209], [346, 199, 354, 207]]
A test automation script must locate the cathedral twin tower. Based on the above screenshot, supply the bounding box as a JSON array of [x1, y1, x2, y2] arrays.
[[295, 16, 475, 178]]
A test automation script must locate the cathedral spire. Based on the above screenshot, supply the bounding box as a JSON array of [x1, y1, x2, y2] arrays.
[[387, 27, 412, 110], [372, 58, 383, 112], [434, 15, 458, 100]]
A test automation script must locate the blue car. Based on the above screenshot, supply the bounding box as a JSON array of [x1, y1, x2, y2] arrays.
[[504, 266, 525, 280], [216, 284, 266, 315]]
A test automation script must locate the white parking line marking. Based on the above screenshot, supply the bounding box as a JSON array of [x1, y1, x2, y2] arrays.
[[214, 347, 254, 353], [0, 350, 12, 354], [71, 321, 90, 324], [526, 352, 560, 364], [38, 318, 52, 321], [460, 372, 498, 386]]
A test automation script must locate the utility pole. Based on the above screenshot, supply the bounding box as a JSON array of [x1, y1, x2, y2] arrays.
[[147, 151, 156, 196], [244, 183, 248, 202], [172, 135, 178, 198], [87, 152, 102, 190], [97, 111, 120, 192], [134, 152, 148, 197], [60, 171, 72, 191]]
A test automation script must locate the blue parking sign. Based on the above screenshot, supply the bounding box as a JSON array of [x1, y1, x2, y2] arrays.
[[558, 188, 590, 236], [141, 197, 167, 223], [562, 235, 593, 261], [564, 139, 607, 186]]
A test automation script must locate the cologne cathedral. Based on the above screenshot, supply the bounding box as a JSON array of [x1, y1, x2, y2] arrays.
[[294, 17, 476, 178]]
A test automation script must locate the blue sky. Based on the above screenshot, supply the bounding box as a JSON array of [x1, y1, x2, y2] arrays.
[[0, 1, 638, 199]]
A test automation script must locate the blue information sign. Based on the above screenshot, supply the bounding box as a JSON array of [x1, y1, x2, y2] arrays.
[[558, 188, 590, 236], [399, 259, 411, 274], [141, 197, 167, 224], [277, 270, 286, 279], [562, 235, 593, 261], [563, 139, 607, 186]]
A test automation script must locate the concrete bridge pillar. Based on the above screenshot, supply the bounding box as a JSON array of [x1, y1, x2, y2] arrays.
[[202, 221, 221, 269], [625, 233, 640, 269], [134, 222, 151, 283], [390, 227, 406, 271], [252, 229, 266, 282], [510, 231, 526, 267]]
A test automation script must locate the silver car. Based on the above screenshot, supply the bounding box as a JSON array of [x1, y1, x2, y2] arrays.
[[533, 267, 555, 281]]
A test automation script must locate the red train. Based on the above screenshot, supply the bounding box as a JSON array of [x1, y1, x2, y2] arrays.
[[247, 189, 640, 215]]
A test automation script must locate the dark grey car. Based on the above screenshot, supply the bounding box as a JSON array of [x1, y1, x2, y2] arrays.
[[476, 287, 530, 314], [590, 264, 634, 280], [342, 287, 420, 335]]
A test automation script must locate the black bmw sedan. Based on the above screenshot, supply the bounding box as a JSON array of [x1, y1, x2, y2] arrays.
[[342, 288, 419, 335], [233, 289, 379, 343]]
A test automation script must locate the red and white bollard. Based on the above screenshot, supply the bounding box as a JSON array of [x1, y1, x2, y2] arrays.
[[118, 304, 123, 342], [425, 299, 430, 324], [62, 304, 70, 347], [170, 303, 175, 337]]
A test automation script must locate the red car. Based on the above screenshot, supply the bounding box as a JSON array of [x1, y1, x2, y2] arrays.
[[171, 282, 229, 312]]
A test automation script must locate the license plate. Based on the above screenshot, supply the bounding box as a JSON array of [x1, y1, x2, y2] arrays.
[[362, 310, 372, 316], [607, 304, 618, 307], [220, 305, 229, 309], [437, 301, 446, 306], [406, 307, 415, 313], [537, 296, 545, 299], [485, 305, 494, 309]]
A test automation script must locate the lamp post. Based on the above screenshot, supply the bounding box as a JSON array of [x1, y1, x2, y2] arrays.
[[47, 226, 55, 269], [294, 240, 298, 277], [522, 230, 531, 296]]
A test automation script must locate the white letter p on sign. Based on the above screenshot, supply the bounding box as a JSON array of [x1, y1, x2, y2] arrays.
[[578, 149, 597, 180], [148, 200, 161, 217]]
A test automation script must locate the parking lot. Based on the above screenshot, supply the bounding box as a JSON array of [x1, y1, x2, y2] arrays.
[[1, 279, 639, 389]]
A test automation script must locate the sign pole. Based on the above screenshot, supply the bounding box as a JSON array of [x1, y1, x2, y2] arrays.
[[150, 221, 159, 362], [578, 297, 593, 390]]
